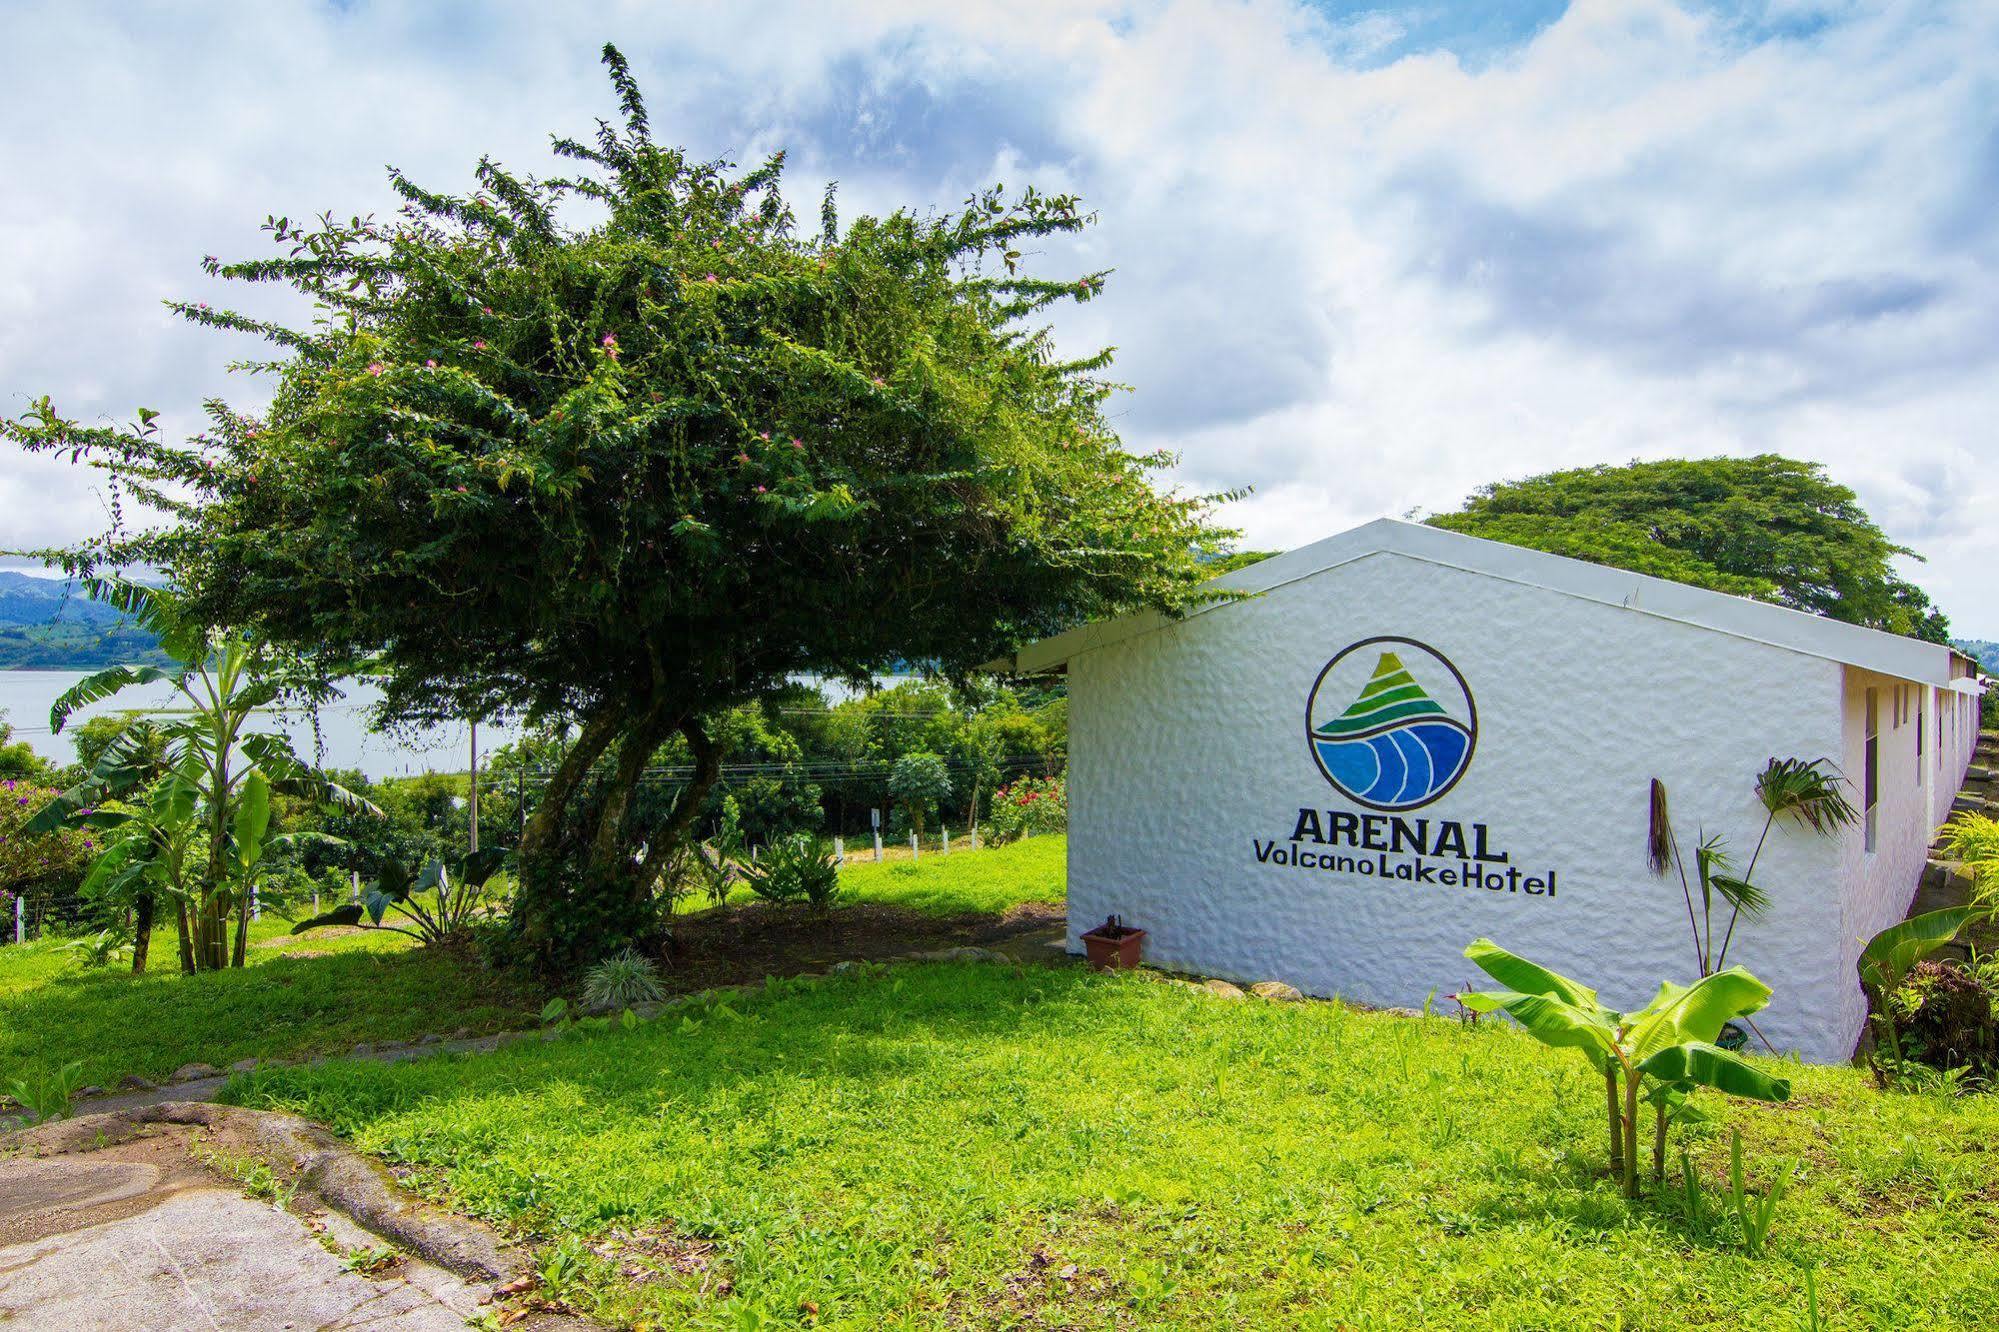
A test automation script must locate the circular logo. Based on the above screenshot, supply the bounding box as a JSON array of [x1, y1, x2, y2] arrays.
[[1306, 636, 1477, 810]]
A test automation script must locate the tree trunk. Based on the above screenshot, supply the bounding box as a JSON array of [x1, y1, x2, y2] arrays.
[[519, 707, 623, 867], [1652, 1102, 1668, 1183], [175, 899, 195, 975], [131, 892, 154, 974], [636, 718, 724, 893], [1605, 1066, 1623, 1180], [1621, 1068, 1642, 1198], [586, 708, 675, 882], [232, 889, 249, 968]]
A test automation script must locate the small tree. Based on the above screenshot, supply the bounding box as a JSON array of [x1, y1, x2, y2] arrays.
[[888, 751, 953, 836], [28, 581, 373, 970]]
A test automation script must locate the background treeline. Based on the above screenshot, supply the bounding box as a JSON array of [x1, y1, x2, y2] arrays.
[[0, 676, 1068, 936]]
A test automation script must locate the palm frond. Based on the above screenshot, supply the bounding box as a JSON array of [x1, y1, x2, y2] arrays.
[[1648, 778, 1672, 875], [1755, 756, 1859, 834]]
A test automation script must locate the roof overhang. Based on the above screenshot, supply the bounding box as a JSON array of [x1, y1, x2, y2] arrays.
[[985, 517, 1956, 687]]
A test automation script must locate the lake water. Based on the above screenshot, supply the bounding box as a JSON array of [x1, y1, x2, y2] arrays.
[[0, 671, 516, 779], [0, 671, 902, 780]]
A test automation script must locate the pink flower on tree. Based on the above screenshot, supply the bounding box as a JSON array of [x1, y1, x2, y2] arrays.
[[473, 340, 488, 351], [425, 359, 438, 369], [367, 363, 385, 377]]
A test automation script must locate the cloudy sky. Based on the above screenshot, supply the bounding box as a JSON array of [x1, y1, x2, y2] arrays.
[[2, 0, 1994, 633]]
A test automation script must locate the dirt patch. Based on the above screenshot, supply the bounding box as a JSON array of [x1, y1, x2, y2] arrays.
[[657, 900, 1063, 992]]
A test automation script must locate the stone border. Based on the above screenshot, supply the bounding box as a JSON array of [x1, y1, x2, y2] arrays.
[[4, 1100, 596, 1328]]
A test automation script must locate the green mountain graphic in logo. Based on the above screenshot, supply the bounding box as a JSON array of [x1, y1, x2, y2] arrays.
[[1313, 652, 1450, 738], [1310, 651, 1473, 808]]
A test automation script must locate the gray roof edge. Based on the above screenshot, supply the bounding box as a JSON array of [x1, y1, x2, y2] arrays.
[[998, 518, 1954, 686]]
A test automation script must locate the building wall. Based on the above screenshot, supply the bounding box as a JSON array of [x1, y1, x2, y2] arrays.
[[1829, 669, 1978, 1045], [1067, 549, 1874, 1061]]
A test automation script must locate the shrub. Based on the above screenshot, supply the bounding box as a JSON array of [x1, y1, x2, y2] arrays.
[[984, 776, 1067, 844], [1889, 958, 1999, 1081], [581, 948, 665, 1012], [1938, 812, 1999, 907], [742, 834, 841, 910]]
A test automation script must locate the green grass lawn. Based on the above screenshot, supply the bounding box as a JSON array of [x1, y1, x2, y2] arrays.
[[0, 916, 542, 1089], [0, 837, 1065, 1090], [228, 961, 1999, 1331], [831, 832, 1065, 915]]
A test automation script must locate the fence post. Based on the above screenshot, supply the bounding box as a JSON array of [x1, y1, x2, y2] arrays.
[[834, 836, 845, 865], [12, 893, 21, 945], [910, 832, 919, 861], [942, 826, 950, 855], [251, 884, 260, 921], [873, 830, 883, 862], [351, 871, 360, 904], [970, 825, 979, 851]]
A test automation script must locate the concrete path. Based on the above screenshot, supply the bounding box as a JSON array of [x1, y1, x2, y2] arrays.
[[0, 1121, 483, 1329]]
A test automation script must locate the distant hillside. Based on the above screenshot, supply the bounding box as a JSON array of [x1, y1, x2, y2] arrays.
[[1954, 639, 1999, 673], [0, 572, 168, 669]]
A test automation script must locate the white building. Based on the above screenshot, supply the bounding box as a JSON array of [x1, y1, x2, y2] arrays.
[[995, 519, 1981, 1062]]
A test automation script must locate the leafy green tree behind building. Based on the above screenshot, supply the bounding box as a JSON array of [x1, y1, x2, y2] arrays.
[[1428, 456, 1949, 643]]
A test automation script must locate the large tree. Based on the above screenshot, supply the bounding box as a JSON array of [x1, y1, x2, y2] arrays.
[[5, 48, 1233, 968], [1429, 456, 1948, 642]]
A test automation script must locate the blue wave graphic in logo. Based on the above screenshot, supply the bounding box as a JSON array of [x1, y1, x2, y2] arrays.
[[1311, 650, 1473, 809]]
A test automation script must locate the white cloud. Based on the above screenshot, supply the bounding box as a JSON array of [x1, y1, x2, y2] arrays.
[[2, 0, 1994, 632]]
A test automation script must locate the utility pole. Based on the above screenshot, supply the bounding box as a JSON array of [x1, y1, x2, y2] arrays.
[[467, 719, 479, 855]]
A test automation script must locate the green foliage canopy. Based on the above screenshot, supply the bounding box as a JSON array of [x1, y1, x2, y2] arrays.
[[1428, 456, 1947, 642], [4, 48, 1233, 969]]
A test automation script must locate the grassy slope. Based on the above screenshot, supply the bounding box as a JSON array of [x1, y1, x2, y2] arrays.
[[0, 837, 1066, 1087], [231, 963, 1999, 1331]]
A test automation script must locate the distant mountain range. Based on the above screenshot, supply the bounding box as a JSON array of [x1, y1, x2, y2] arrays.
[[0, 572, 169, 669], [1955, 640, 1999, 674]]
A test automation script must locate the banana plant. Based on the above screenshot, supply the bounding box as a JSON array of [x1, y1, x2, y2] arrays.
[[292, 845, 510, 947], [1455, 939, 1791, 1197], [27, 578, 376, 971], [1858, 906, 1983, 1085]]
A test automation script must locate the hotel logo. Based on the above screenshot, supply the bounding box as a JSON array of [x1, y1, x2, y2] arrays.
[[1306, 637, 1477, 811]]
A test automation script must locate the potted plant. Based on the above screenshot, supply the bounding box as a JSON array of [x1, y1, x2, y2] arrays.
[[1080, 915, 1146, 971]]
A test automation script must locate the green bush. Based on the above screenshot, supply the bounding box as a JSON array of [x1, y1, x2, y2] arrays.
[[1890, 958, 1999, 1081], [742, 834, 841, 910], [984, 776, 1066, 843]]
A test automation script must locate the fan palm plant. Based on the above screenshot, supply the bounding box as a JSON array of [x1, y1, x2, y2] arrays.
[[1650, 757, 1858, 979]]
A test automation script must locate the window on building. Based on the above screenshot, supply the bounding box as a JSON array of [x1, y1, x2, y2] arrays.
[[1864, 687, 1879, 854]]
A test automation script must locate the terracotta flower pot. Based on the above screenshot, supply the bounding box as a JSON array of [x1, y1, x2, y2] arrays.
[[1080, 916, 1146, 971]]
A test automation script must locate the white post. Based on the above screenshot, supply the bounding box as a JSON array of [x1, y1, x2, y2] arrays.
[[251, 884, 260, 921], [12, 893, 21, 945], [942, 826, 950, 855], [313, 886, 320, 914], [873, 830, 883, 862], [834, 836, 845, 864], [970, 826, 979, 851], [910, 832, 919, 861], [351, 871, 361, 904]]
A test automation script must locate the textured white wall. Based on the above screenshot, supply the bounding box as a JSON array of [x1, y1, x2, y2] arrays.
[[1067, 550, 1878, 1061]]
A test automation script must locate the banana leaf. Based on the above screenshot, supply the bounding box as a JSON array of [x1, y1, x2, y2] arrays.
[[1638, 1040, 1791, 1103], [1454, 987, 1619, 1070], [1859, 907, 1982, 994], [1463, 938, 1606, 1013]]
